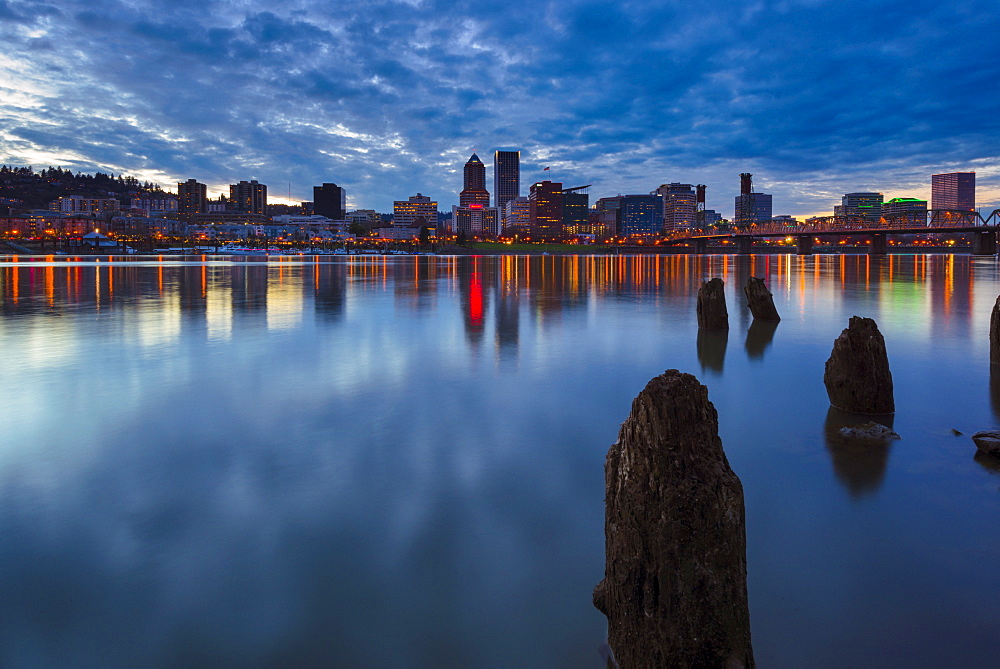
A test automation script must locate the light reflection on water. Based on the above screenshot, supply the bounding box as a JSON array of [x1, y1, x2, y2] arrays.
[[0, 254, 998, 667]]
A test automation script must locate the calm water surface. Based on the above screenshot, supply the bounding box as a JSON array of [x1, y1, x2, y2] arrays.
[[0, 254, 998, 667]]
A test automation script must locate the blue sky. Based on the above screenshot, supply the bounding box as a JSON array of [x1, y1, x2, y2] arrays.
[[1, 0, 998, 217]]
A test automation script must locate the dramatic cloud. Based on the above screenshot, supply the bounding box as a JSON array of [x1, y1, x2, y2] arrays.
[[1, 0, 999, 216]]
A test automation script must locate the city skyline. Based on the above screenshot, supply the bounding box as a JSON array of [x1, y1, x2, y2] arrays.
[[1, 1, 998, 218]]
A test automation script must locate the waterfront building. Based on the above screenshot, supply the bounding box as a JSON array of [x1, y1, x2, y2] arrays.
[[931, 172, 975, 210], [49, 195, 121, 215], [734, 192, 772, 225], [617, 194, 664, 237], [346, 209, 380, 227], [230, 180, 267, 215], [460, 153, 490, 207], [191, 211, 270, 226], [452, 204, 499, 237], [587, 209, 617, 238], [494, 150, 520, 221], [313, 182, 346, 220], [131, 196, 178, 216], [702, 209, 723, 228], [529, 180, 563, 238], [834, 192, 883, 220], [561, 186, 590, 235], [178, 179, 207, 216], [882, 197, 927, 220], [503, 197, 530, 233], [0, 214, 96, 235], [394, 193, 437, 227], [378, 226, 422, 240], [656, 183, 696, 232]]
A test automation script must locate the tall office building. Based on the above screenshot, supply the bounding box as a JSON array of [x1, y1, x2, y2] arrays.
[[494, 150, 520, 220], [617, 194, 663, 237], [452, 204, 499, 237], [656, 183, 696, 232], [503, 197, 530, 232], [931, 172, 975, 210], [460, 153, 490, 207], [834, 192, 883, 220], [394, 193, 438, 227], [734, 192, 772, 225], [177, 179, 207, 216], [230, 180, 267, 215], [561, 186, 590, 235], [529, 180, 563, 238], [314, 182, 346, 220]]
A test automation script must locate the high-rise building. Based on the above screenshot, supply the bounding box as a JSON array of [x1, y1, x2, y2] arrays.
[[529, 180, 563, 238], [656, 183, 696, 232], [452, 204, 499, 237], [503, 197, 530, 232], [494, 150, 520, 219], [734, 193, 772, 225], [931, 172, 975, 211], [313, 182, 346, 220], [561, 186, 590, 235], [460, 153, 490, 207], [617, 194, 663, 237], [834, 192, 883, 220], [230, 180, 267, 215], [177, 179, 207, 216], [394, 193, 437, 227], [587, 210, 618, 238]]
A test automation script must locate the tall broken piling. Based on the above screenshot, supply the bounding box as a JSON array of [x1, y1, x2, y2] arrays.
[[744, 277, 780, 322], [823, 316, 894, 414], [697, 277, 729, 329], [594, 370, 754, 668]]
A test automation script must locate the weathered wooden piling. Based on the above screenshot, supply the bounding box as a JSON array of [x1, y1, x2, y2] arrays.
[[594, 370, 754, 668], [744, 277, 780, 322], [697, 277, 729, 329], [990, 295, 1000, 366], [823, 316, 894, 413]]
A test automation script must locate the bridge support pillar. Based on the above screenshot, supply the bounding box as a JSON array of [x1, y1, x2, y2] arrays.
[[796, 235, 813, 255], [695, 238, 708, 254], [736, 236, 753, 255], [869, 233, 887, 256], [972, 230, 998, 255]]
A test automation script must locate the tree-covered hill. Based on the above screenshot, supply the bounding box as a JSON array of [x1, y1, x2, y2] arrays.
[[0, 166, 170, 211]]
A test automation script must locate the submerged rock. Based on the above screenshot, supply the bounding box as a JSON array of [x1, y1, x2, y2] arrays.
[[838, 421, 900, 444], [824, 407, 895, 497], [824, 316, 895, 414], [697, 277, 729, 330], [991, 296, 1000, 366], [594, 369, 754, 668], [744, 277, 780, 322], [972, 430, 1000, 458]]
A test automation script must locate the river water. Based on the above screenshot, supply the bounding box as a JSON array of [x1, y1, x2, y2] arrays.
[[0, 253, 997, 667]]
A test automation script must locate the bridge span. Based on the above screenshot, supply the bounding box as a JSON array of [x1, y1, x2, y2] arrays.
[[663, 209, 1000, 255]]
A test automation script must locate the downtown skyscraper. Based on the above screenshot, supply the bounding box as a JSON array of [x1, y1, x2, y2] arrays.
[[931, 172, 975, 211], [459, 153, 490, 207], [313, 182, 346, 220], [493, 150, 520, 219]]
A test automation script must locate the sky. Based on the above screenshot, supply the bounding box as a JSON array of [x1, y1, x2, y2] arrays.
[[2, 0, 999, 218]]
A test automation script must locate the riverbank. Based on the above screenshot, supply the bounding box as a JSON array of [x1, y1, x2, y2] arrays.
[[438, 242, 976, 255]]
